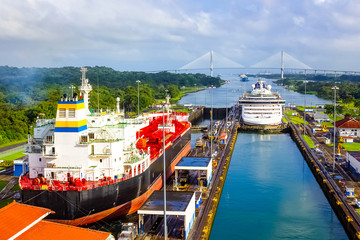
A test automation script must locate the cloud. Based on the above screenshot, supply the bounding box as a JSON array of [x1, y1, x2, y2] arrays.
[[0, 0, 360, 71], [293, 16, 305, 26]]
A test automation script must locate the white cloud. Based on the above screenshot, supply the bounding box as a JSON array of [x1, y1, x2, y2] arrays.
[[313, 0, 331, 5], [293, 16, 305, 26], [0, 0, 359, 71]]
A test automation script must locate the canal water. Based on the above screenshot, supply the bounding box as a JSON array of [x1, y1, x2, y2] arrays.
[[209, 133, 348, 239], [183, 76, 347, 239]]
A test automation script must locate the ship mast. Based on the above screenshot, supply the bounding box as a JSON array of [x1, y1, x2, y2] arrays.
[[79, 67, 92, 114], [165, 95, 171, 125], [210, 50, 213, 77], [281, 50, 284, 81]]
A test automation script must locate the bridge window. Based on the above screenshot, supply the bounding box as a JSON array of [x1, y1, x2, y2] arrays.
[[81, 135, 88, 143], [59, 108, 66, 118], [89, 133, 95, 139], [46, 135, 53, 143], [69, 108, 76, 118]]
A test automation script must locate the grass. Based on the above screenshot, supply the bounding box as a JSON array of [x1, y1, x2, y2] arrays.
[[171, 86, 206, 102], [172, 108, 190, 113], [285, 110, 297, 117], [297, 106, 305, 111], [296, 106, 316, 112], [328, 114, 343, 122], [0, 199, 14, 209], [341, 142, 360, 152], [302, 135, 315, 148], [321, 122, 334, 127], [357, 209, 360, 216], [0, 151, 26, 162], [0, 181, 9, 192], [285, 111, 308, 125], [11, 183, 20, 191], [0, 139, 27, 149], [289, 116, 308, 125], [282, 117, 288, 123]]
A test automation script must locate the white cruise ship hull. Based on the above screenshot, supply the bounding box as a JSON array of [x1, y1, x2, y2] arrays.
[[242, 113, 282, 126]]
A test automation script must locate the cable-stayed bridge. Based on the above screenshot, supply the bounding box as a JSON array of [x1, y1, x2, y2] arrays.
[[177, 51, 360, 76]]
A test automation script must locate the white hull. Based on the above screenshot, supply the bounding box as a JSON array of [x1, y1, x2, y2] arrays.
[[242, 113, 282, 126]]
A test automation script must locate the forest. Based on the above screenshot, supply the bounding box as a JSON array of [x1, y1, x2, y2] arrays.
[[274, 74, 360, 117], [0, 66, 222, 145]]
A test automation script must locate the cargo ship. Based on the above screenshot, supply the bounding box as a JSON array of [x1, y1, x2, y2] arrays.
[[20, 68, 191, 226], [238, 78, 285, 125], [240, 74, 249, 81]]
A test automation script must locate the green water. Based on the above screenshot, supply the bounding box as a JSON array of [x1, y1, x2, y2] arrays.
[[210, 133, 348, 240]]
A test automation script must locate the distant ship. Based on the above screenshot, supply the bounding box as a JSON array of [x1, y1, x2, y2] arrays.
[[240, 74, 249, 81], [20, 67, 191, 226], [238, 79, 285, 126]]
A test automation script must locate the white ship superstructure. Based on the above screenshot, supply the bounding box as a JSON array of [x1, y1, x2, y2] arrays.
[[27, 67, 151, 182], [238, 79, 285, 125]]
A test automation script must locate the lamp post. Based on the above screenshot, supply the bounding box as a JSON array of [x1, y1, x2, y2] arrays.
[[194, 84, 197, 107], [303, 80, 308, 136], [226, 83, 228, 122], [136, 80, 141, 116], [209, 85, 216, 158], [332, 85, 339, 171], [69, 85, 75, 99], [162, 103, 167, 239]]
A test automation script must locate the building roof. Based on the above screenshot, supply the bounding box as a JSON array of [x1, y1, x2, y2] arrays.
[[17, 220, 113, 240], [139, 191, 194, 213], [335, 117, 360, 129], [176, 157, 211, 168], [0, 201, 113, 240], [0, 201, 53, 240], [313, 112, 330, 120]]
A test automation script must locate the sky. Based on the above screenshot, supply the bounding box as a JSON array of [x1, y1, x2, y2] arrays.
[[1, 0, 360, 72]]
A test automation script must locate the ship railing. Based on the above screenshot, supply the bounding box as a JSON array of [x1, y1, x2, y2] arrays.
[[44, 140, 54, 145], [79, 138, 120, 145], [89, 153, 112, 157], [26, 147, 42, 154], [122, 118, 144, 124], [123, 154, 148, 164], [20, 174, 133, 191], [44, 152, 58, 157], [35, 118, 56, 127]]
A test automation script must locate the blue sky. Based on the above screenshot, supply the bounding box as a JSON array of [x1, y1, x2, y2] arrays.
[[0, 0, 359, 71]]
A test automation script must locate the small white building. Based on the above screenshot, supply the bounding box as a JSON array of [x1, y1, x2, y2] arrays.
[[335, 117, 360, 138]]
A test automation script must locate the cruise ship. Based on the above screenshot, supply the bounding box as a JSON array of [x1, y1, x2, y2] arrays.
[[20, 68, 191, 225], [238, 79, 285, 126]]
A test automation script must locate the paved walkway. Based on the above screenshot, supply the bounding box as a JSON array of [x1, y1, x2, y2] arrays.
[[0, 175, 14, 181]]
